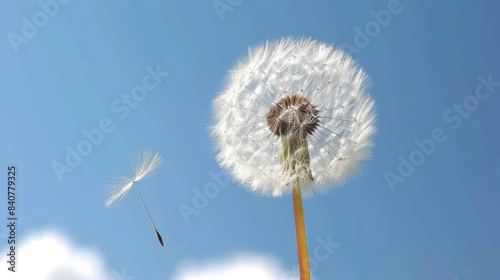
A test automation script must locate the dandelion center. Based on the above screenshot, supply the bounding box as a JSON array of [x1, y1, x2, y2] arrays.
[[266, 95, 319, 139]]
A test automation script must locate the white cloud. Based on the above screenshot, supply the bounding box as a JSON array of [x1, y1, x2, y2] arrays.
[[0, 229, 111, 280], [172, 253, 299, 280]]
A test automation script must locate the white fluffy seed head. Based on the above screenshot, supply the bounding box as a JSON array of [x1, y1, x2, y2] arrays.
[[104, 149, 164, 208], [210, 37, 376, 197]]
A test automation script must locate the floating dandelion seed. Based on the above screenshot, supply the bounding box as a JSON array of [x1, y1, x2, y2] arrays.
[[104, 148, 165, 247], [210, 37, 376, 279]]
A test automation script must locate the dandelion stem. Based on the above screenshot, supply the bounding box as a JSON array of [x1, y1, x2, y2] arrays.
[[133, 183, 164, 247], [292, 182, 311, 280]]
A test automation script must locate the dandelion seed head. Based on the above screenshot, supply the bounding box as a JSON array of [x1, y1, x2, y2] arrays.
[[210, 37, 376, 196]]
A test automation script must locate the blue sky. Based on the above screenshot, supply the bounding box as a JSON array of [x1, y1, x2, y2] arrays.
[[0, 0, 499, 279]]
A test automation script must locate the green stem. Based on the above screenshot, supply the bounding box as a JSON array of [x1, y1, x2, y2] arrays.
[[281, 134, 312, 279], [293, 183, 311, 280]]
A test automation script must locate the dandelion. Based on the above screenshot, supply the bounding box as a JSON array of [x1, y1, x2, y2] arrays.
[[210, 37, 376, 279], [104, 148, 165, 247]]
